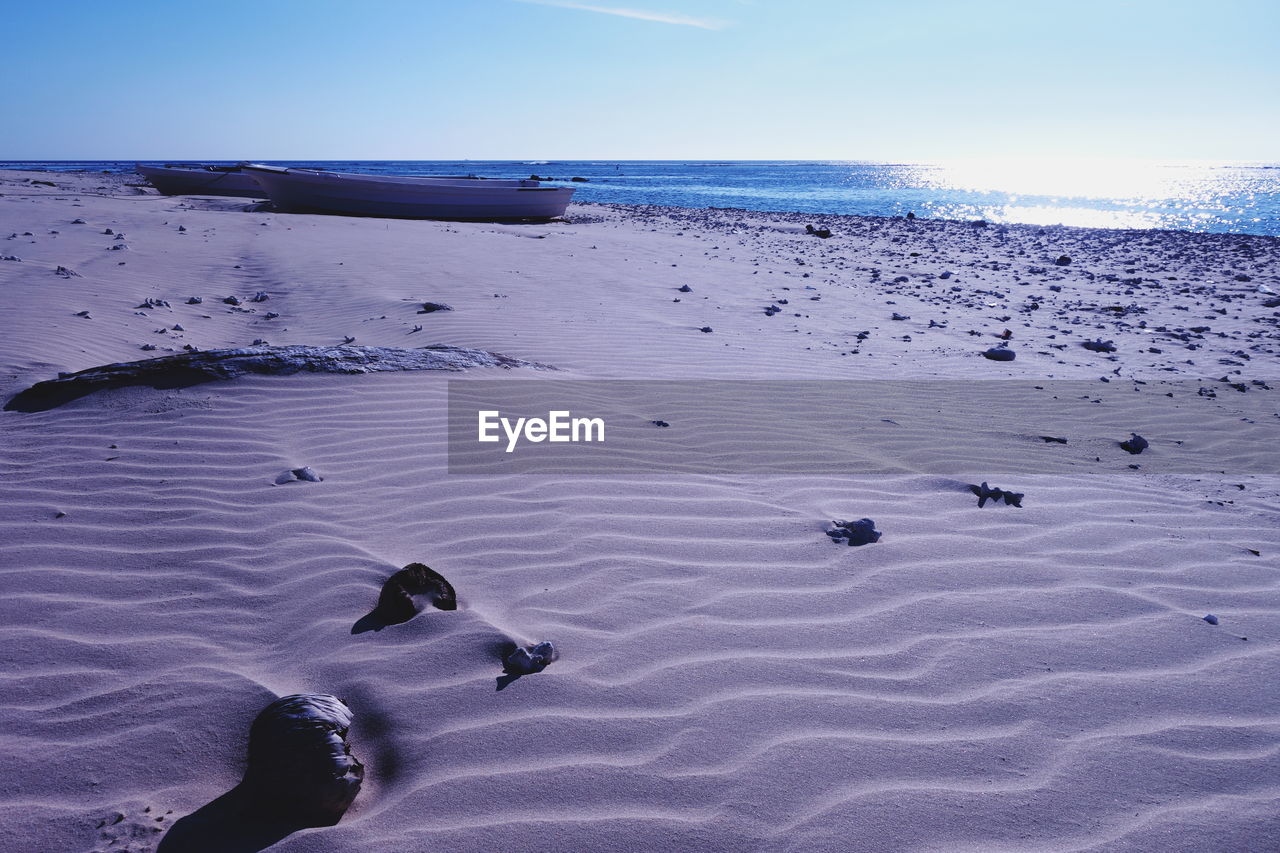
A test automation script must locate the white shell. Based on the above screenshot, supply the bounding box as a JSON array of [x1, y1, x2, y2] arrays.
[[505, 641, 559, 675]]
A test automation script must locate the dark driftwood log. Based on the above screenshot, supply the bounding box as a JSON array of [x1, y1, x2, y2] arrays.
[[375, 563, 457, 624], [243, 694, 364, 828], [5, 344, 551, 412]]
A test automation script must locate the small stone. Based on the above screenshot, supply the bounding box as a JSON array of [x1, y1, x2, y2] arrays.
[[417, 301, 453, 313], [1203, 614, 1219, 625], [505, 641, 558, 675], [276, 466, 323, 484], [187, 296, 203, 304], [699, 326, 713, 333], [1119, 433, 1149, 454], [1054, 255, 1071, 266], [223, 295, 241, 305], [827, 518, 881, 546], [251, 291, 270, 302], [982, 347, 1016, 361]]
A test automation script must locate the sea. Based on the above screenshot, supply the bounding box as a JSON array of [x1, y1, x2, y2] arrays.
[[5, 160, 1280, 237]]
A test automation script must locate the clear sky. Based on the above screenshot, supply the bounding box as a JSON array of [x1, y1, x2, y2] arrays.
[[2, 0, 1277, 160]]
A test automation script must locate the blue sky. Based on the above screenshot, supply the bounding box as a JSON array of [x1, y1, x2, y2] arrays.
[[2, 0, 1276, 160]]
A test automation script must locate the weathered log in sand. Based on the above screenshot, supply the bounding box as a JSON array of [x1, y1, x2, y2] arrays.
[[5, 344, 552, 412]]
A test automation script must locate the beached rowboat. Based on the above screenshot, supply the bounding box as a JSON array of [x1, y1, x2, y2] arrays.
[[135, 164, 268, 198], [240, 164, 576, 221]]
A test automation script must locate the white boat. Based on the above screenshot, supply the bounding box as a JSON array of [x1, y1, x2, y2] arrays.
[[240, 164, 576, 221], [135, 164, 267, 198]]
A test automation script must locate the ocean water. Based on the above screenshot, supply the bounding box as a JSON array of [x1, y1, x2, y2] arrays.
[[6, 159, 1280, 236]]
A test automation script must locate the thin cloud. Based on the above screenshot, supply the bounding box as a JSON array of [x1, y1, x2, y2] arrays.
[[514, 0, 729, 30]]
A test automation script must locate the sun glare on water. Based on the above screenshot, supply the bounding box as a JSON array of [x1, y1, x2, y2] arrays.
[[900, 157, 1259, 231]]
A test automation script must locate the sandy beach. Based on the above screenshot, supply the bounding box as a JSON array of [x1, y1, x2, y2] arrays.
[[1, 169, 1278, 852]]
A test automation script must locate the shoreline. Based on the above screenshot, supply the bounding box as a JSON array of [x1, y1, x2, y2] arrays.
[[5, 164, 1280, 239], [1, 169, 1278, 852]]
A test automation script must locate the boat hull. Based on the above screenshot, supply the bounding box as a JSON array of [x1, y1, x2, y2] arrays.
[[136, 164, 267, 198], [242, 166, 576, 221]]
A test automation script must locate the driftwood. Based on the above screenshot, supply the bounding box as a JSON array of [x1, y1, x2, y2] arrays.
[[968, 482, 1024, 508], [243, 694, 364, 828], [5, 344, 551, 412]]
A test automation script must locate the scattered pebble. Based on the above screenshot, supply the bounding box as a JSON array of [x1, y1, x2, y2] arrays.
[[505, 641, 558, 675], [275, 466, 323, 485], [1119, 433, 1149, 455], [827, 518, 881, 546]]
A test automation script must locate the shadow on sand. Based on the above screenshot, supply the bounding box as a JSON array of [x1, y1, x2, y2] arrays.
[[157, 785, 308, 853], [350, 610, 391, 634]]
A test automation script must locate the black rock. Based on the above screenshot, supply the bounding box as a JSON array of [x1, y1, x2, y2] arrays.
[[982, 347, 1016, 361], [1040, 435, 1068, 444], [1081, 339, 1116, 353], [1054, 255, 1072, 266], [223, 295, 241, 306], [652, 420, 670, 427], [677, 285, 692, 293], [828, 518, 881, 546], [699, 326, 713, 333], [417, 301, 453, 314], [1120, 433, 1149, 454]]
